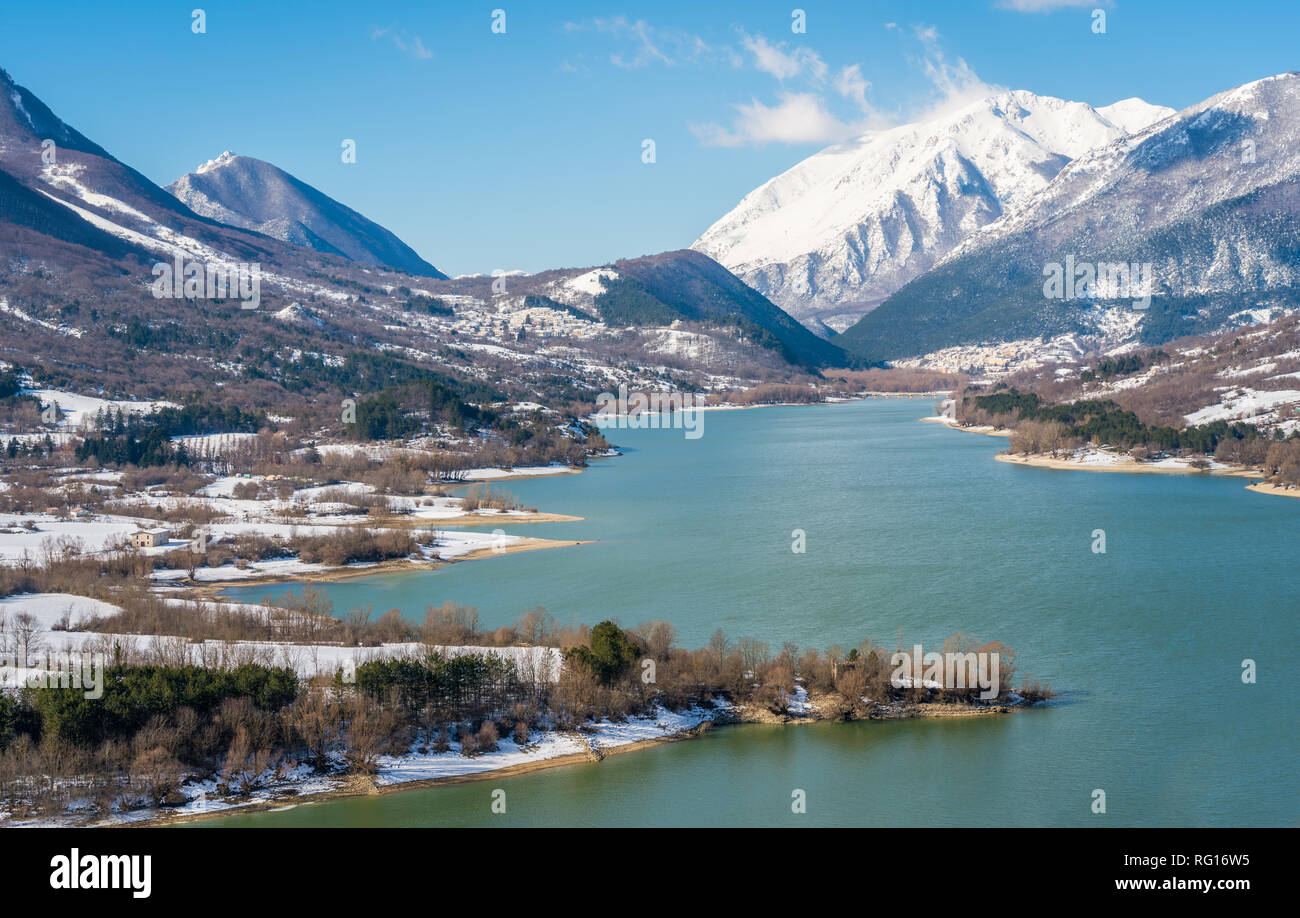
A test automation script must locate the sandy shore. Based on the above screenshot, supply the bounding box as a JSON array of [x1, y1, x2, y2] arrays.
[[455, 538, 592, 563], [177, 536, 590, 599], [994, 452, 1264, 478], [920, 417, 1013, 438], [379, 510, 584, 527], [458, 468, 584, 484], [1246, 481, 1300, 499]]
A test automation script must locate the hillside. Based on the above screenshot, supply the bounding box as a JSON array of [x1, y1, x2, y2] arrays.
[[0, 62, 841, 444]]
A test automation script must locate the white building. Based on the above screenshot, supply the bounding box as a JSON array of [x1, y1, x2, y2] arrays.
[[130, 528, 171, 549]]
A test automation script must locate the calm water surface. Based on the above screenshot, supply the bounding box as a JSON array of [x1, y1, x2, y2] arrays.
[[215, 398, 1298, 827]]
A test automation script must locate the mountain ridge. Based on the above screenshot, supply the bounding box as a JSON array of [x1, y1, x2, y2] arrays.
[[837, 72, 1300, 364], [0, 61, 846, 426], [692, 89, 1174, 330], [167, 152, 446, 278]]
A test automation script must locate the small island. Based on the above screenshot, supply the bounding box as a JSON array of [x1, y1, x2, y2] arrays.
[[0, 598, 1050, 826]]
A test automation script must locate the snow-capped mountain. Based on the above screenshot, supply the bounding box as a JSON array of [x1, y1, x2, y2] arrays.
[[0, 58, 850, 423], [839, 72, 1300, 363], [949, 74, 1300, 256], [0, 64, 334, 288], [0, 67, 273, 257], [168, 152, 446, 278], [1094, 98, 1173, 134], [692, 90, 1174, 330], [1, 66, 444, 287]]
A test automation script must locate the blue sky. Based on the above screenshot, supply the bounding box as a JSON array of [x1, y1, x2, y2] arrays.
[[1, 1, 1296, 276]]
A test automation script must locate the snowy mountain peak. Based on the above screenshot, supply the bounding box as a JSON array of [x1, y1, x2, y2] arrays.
[[692, 89, 1172, 330], [1097, 98, 1176, 134], [838, 72, 1300, 364], [0, 66, 100, 155], [168, 153, 447, 278], [959, 72, 1300, 257], [1207, 70, 1300, 108], [196, 150, 239, 174]]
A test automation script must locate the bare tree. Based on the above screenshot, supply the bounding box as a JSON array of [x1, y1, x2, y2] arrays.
[[514, 606, 556, 645], [637, 620, 677, 660], [12, 612, 44, 664], [708, 628, 729, 664]]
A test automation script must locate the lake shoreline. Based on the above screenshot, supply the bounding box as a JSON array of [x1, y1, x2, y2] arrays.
[[187, 536, 592, 601], [994, 452, 1264, 479], [924, 417, 1293, 496], [920, 416, 1013, 438], [1245, 480, 1300, 499], [116, 695, 1031, 828], [380, 509, 585, 526]]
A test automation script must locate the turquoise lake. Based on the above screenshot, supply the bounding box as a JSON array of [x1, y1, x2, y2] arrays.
[[215, 398, 1299, 827]]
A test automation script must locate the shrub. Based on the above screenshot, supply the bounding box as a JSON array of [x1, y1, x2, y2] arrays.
[[563, 620, 640, 684]]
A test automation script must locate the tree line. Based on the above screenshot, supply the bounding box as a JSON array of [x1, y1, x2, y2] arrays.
[[0, 607, 1049, 821], [965, 387, 1261, 456]]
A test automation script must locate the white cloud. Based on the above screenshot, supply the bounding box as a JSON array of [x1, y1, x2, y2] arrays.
[[693, 25, 999, 148], [994, 0, 1107, 11], [689, 32, 875, 146], [690, 92, 858, 147], [371, 27, 432, 60], [599, 17, 671, 68], [567, 17, 730, 69], [740, 32, 827, 83], [911, 25, 999, 118], [835, 64, 871, 110]]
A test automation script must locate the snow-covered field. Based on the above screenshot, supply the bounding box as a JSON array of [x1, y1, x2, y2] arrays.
[[1, 596, 561, 682], [1069, 448, 1129, 467], [0, 508, 524, 576], [0, 512, 145, 563], [170, 432, 258, 452], [21, 387, 177, 427], [785, 682, 817, 715], [0, 592, 122, 630], [0, 461, 546, 580], [370, 703, 717, 788], [1185, 388, 1300, 425], [143, 527, 521, 583]]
